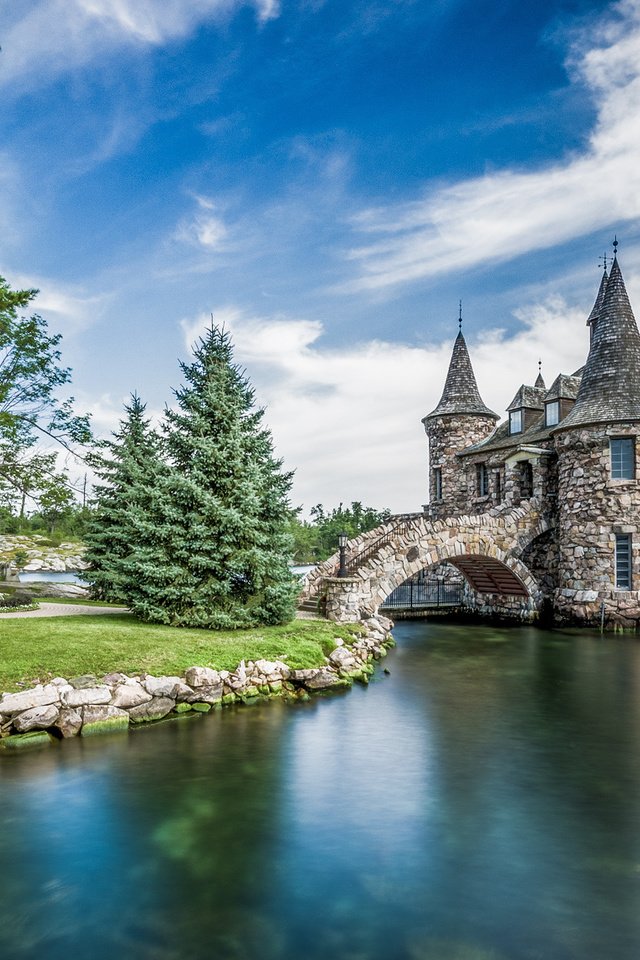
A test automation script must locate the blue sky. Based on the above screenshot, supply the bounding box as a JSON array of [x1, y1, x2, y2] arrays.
[[3, 0, 640, 513]]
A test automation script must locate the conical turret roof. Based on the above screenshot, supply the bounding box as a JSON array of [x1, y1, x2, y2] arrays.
[[586, 267, 608, 326], [425, 331, 498, 420], [557, 256, 640, 430]]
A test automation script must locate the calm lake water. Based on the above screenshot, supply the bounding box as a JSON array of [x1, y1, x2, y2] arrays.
[[2, 620, 640, 960]]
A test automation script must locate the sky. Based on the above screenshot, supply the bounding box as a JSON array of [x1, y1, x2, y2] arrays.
[[3, 0, 640, 515]]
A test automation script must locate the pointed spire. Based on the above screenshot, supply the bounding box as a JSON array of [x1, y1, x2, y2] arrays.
[[558, 256, 640, 429], [425, 329, 498, 421], [535, 360, 545, 390], [587, 264, 608, 328]]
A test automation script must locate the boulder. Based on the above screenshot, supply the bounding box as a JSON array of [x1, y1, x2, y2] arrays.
[[128, 697, 175, 723], [55, 707, 83, 739], [109, 680, 152, 710], [142, 675, 184, 698], [182, 683, 223, 705], [301, 668, 344, 690], [185, 666, 221, 687], [13, 704, 60, 732], [81, 705, 130, 736], [0, 684, 61, 717], [63, 686, 112, 708]]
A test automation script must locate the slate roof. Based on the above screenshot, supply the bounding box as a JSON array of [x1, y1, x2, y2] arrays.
[[556, 257, 640, 430], [424, 331, 499, 421], [586, 268, 608, 327], [534, 371, 546, 389], [506, 384, 546, 412], [544, 373, 581, 402], [458, 415, 554, 457]]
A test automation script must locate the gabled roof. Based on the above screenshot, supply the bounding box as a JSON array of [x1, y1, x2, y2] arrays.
[[424, 331, 498, 421], [506, 384, 546, 412], [534, 371, 546, 389], [557, 256, 640, 430], [544, 373, 581, 402]]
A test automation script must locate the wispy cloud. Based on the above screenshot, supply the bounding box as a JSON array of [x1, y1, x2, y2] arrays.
[[1, 0, 280, 93], [180, 298, 591, 513], [345, 0, 640, 292], [174, 195, 231, 252]]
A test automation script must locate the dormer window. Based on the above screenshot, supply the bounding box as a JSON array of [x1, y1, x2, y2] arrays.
[[545, 400, 560, 427], [509, 410, 522, 434]]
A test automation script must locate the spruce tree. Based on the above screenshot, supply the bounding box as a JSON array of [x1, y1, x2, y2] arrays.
[[83, 394, 162, 601], [121, 325, 299, 628]]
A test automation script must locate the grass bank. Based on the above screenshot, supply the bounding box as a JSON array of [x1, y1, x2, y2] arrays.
[[0, 615, 360, 692]]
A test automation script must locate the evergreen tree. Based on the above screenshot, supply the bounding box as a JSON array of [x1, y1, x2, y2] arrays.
[[121, 326, 299, 628], [83, 394, 162, 601]]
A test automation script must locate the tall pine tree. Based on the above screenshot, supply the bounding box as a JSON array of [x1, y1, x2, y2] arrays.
[[118, 326, 299, 628], [84, 394, 163, 601]]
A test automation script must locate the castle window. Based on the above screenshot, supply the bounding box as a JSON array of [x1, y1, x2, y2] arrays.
[[545, 400, 560, 427], [520, 461, 534, 499], [509, 410, 522, 434], [476, 463, 489, 497], [610, 437, 635, 479], [433, 467, 442, 500], [494, 471, 502, 503], [615, 534, 632, 589]]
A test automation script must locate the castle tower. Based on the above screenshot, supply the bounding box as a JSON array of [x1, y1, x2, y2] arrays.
[[423, 327, 498, 519], [553, 252, 640, 622]]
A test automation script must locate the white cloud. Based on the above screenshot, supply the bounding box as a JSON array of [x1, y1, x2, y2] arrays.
[[180, 298, 591, 514], [175, 196, 230, 251], [1, 0, 280, 92], [5, 271, 109, 337], [345, 0, 640, 292]]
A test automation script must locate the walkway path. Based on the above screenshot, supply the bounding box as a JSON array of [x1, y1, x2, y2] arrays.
[[0, 603, 318, 620], [0, 602, 130, 619]]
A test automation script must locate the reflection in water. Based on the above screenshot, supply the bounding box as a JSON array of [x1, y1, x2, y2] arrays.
[[2, 621, 640, 959]]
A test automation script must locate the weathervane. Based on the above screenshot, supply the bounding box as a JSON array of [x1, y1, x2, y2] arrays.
[[458, 300, 463, 333], [598, 252, 608, 272], [613, 235, 619, 258]]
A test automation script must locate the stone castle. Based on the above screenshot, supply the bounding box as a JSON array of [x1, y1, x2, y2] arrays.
[[423, 250, 640, 624]]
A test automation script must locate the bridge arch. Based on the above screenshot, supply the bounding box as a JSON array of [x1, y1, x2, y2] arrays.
[[311, 505, 549, 622], [368, 536, 539, 615]]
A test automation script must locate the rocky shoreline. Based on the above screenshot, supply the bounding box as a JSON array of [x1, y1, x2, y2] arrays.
[[0, 614, 394, 752]]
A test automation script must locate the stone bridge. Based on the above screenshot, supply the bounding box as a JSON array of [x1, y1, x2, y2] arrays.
[[301, 500, 552, 622]]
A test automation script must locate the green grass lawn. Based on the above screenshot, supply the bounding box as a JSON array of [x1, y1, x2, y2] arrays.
[[0, 615, 361, 692]]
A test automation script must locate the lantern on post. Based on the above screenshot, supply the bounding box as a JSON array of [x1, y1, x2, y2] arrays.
[[338, 532, 348, 578]]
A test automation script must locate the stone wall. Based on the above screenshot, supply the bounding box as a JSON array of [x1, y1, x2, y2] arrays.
[[554, 423, 640, 625], [0, 615, 394, 752], [424, 413, 498, 519]]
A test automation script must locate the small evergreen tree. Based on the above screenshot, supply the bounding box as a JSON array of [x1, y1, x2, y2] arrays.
[[121, 326, 299, 628], [83, 394, 162, 601]]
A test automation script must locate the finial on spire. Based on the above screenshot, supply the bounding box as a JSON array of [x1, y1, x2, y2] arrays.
[[538, 359, 542, 375], [613, 235, 619, 259], [458, 300, 462, 333], [598, 252, 608, 273]]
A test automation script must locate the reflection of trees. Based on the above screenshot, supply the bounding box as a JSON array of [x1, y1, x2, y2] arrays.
[[122, 704, 289, 960]]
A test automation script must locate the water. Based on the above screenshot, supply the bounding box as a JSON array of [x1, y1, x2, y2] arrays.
[[18, 571, 86, 584], [2, 620, 640, 960]]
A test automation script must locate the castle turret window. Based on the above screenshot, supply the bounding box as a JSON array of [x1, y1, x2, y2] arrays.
[[509, 410, 522, 434], [476, 463, 489, 496], [615, 534, 632, 589], [545, 400, 560, 426], [433, 467, 442, 500], [519, 461, 534, 499], [610, 437, 635, 479]]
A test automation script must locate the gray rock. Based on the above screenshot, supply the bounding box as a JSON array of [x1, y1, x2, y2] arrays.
[[185, 666, 221, 687], [303, 668, 344, 690], [0, 684, 61, 717], [13, 704, 60, 732], [128, 697, 175, 723], [64, 685, 112, 708], [55, 707, 83, 739], [142, 675, 185, 698], [182, 683, 223, 704], [110, 681, 153, 710], [81, 705, 130, 736], [69, 674, 99, 689]]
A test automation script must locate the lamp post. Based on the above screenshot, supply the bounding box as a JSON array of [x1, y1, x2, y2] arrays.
[[338, 532, 348, 578]]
